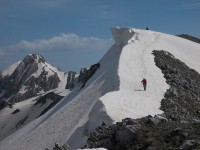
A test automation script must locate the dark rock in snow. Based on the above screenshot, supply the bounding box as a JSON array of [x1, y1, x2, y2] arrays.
[[15, 115, 29, 128], [78, 63, 100, 89], [12, 109, 21, 114], [65, 71, 76, 90], [35, 92, 64, 117], [78, 68, 88, 83], [33, 92, 63, 107], [52, 142, 71, 150]]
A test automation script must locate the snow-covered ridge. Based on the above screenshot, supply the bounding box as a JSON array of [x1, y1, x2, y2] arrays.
[[111, 27, 137, 46]]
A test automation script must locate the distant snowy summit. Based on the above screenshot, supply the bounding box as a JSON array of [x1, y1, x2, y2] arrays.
[[0, 53, 68, 104]]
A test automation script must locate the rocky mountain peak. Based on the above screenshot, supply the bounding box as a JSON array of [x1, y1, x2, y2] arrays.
[[0, 54, 63, 104], [23, 54, 46, 64]]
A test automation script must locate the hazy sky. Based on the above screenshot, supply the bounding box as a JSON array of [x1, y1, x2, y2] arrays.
[[0, 0, 200, 72]]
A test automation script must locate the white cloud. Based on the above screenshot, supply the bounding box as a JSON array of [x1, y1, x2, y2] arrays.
[[9, 33, 113, 52]]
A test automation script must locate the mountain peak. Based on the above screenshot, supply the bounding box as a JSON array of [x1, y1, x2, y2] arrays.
[[23, 54, 45, 64], [0, 53, 68, 103]]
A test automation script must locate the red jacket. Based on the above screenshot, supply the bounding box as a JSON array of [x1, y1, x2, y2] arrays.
[[141, 79, 147, 85]]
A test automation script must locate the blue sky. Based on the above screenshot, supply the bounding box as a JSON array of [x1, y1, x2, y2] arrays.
[[0, 0, 200, 72]]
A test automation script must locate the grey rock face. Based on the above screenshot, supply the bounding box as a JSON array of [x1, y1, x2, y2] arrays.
[[115, 118, 140, 146], [65, 71, 76, 90], [153, 50, 200, 123], [180, 140, 199, 150], [78, 68, 88, 83], [78, 63, 100, 89]]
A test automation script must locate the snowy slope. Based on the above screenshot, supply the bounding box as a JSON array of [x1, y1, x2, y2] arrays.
[[1, 27, 200, 150]]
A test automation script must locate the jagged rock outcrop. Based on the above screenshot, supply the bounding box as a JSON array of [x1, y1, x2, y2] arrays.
[[78, 63, 100, 89], [0, 54, 61, 104], [82, 118, 141, 149], [81, 116, 200, 150], [78, 68, 88, 83], [65, 71, 76, 90]]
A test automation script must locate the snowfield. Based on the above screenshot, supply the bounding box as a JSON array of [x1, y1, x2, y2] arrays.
[[0, 27, 200, 150]]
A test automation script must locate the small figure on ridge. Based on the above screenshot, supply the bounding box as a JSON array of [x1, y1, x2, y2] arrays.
[[141, 78, 147, 91]]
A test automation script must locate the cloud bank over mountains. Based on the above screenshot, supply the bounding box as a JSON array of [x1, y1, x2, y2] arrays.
[[8, 33, 113, 52], [0, 33, 113, 71]]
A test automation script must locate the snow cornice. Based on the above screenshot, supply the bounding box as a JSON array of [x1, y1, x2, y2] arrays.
[[111, 27, 136, 47]]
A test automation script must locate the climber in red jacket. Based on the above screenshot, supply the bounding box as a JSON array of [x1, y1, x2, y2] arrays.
[[141, 78, 147, 91]]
